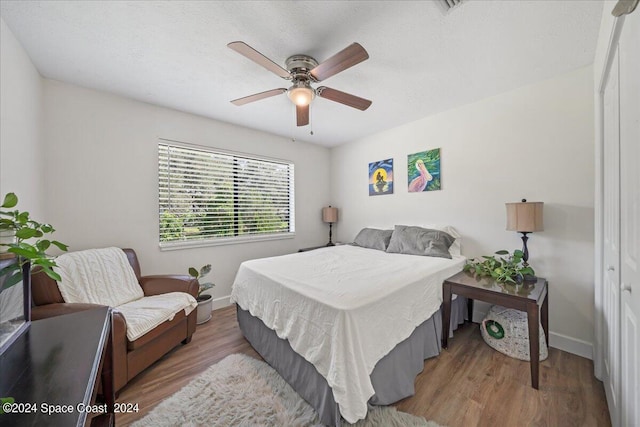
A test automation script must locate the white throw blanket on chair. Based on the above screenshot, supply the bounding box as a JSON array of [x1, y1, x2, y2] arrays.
[[115, 292, 197, 341], [55, 247, 197, 341], [55, 247, 144, 306]]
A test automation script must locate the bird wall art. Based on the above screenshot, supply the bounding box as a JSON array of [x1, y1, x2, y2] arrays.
[[407, 148, 441, 192]]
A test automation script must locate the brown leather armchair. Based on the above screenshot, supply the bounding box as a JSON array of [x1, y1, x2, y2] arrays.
[[31, 248, 198, 392]]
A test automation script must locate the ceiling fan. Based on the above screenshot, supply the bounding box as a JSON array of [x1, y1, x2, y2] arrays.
[[228, 41, 372, 127]]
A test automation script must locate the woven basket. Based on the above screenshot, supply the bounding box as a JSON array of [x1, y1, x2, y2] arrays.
[[480, 305, 548, 361]]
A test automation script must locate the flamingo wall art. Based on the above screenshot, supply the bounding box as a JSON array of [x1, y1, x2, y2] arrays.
[[369, 158, 394, 196], [408, 148, 441, 192]]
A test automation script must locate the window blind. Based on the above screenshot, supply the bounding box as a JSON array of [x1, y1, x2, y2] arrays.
[[159, 142, 295, 248]]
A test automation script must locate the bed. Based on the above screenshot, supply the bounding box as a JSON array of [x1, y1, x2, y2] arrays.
[[231, 229, 467, 425]]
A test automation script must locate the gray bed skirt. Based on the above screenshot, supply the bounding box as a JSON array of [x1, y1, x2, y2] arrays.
[[236, 297, 468, 426]]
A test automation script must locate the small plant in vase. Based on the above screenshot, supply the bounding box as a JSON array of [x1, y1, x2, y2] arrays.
[[188, 264, 215, 324], [463, 249, 535, 284]]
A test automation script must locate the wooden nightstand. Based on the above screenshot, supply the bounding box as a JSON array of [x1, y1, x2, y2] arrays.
[[442, 271, 548, 389]]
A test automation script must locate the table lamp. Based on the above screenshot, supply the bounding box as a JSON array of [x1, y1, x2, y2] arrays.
[[322, 206, 338, 246], [506, 199, 544, 266]]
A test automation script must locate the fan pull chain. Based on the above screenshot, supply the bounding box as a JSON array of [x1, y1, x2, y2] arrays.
[[309, 105, 314, 136]]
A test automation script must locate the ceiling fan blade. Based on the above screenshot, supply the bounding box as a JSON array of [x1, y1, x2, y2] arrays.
[[310, 43, 369, 82], [296, 105, 309, 127], [317, 86, 372, 111], [228, 41, 291, 79], [231, 88, 287, 106]]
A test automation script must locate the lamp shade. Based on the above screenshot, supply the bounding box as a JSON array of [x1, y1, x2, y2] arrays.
[[506, 201, 544, 232], [322, 206, 338, 223]]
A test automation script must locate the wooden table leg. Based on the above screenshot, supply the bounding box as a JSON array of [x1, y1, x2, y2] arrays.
[[467, 298, 474, 323], [527, 302, 540, 389], [442, 282, 452, 349], [541, 291, 549, 347]]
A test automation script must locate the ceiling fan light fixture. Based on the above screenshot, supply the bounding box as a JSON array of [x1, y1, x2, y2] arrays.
[[227, 42, 372, 126], [287, 83, 315, 107]]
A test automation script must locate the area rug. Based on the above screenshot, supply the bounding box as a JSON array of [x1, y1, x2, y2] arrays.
[[132, 353, 441, 427]]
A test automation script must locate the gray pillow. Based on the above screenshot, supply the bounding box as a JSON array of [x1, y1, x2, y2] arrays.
[[353, 228, 394, 251], [386, 225, 454, 259]]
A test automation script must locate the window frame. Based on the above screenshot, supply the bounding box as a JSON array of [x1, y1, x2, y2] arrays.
[[158, 139, 295, 250]]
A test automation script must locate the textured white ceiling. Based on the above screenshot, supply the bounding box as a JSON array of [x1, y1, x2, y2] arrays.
[[0, 1, 602, 147]]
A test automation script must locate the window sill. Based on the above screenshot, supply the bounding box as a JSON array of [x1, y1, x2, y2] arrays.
[[159, 232, 296, 251]]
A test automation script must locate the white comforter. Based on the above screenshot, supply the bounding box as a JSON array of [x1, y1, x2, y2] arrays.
[[230, 245, 465, 423]]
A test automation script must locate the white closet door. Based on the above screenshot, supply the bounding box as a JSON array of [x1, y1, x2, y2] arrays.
[[602, 44, 620, 427], [618, 10, 639, 427]]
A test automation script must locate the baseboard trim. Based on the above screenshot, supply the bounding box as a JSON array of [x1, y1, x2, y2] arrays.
[[211, 295, 232, 311], [549, 332, 593, 360]]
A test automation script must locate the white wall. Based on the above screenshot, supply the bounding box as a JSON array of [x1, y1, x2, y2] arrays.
[[42, 80, 331, 307], [0, 18, 45, 217], [331, 66, 595, 358]]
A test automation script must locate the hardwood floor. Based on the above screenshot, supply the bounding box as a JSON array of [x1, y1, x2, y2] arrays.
[[116, 305, 610, 426]]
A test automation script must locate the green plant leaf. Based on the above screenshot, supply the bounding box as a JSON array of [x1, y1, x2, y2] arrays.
[[34, 265, 62, 282], [1, 192, 18, 208], [188, 267, 199, 278], [8, 246, 38, 258], [521, 266, 535, 275], [31, 258, 56, 268], [37, 240, 51, 252], [15, 227, 38, 239], [504, 276, 516, 284], [40, 224, 54, 233], [51, 241, 69, 251], [45, 270, 62, 282], [16, 211, 29, 223], [200, 264, 212, 277], [495, 250, 509, 255]]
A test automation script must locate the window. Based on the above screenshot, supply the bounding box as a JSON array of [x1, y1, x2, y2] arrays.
[[159, 141, 295, 249]]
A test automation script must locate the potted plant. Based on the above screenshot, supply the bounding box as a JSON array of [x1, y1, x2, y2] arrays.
[[0, 192, 68, 288], [463, 249, 535, 284], [0, 192, 68, 354], [188, 264, 215, 324]]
